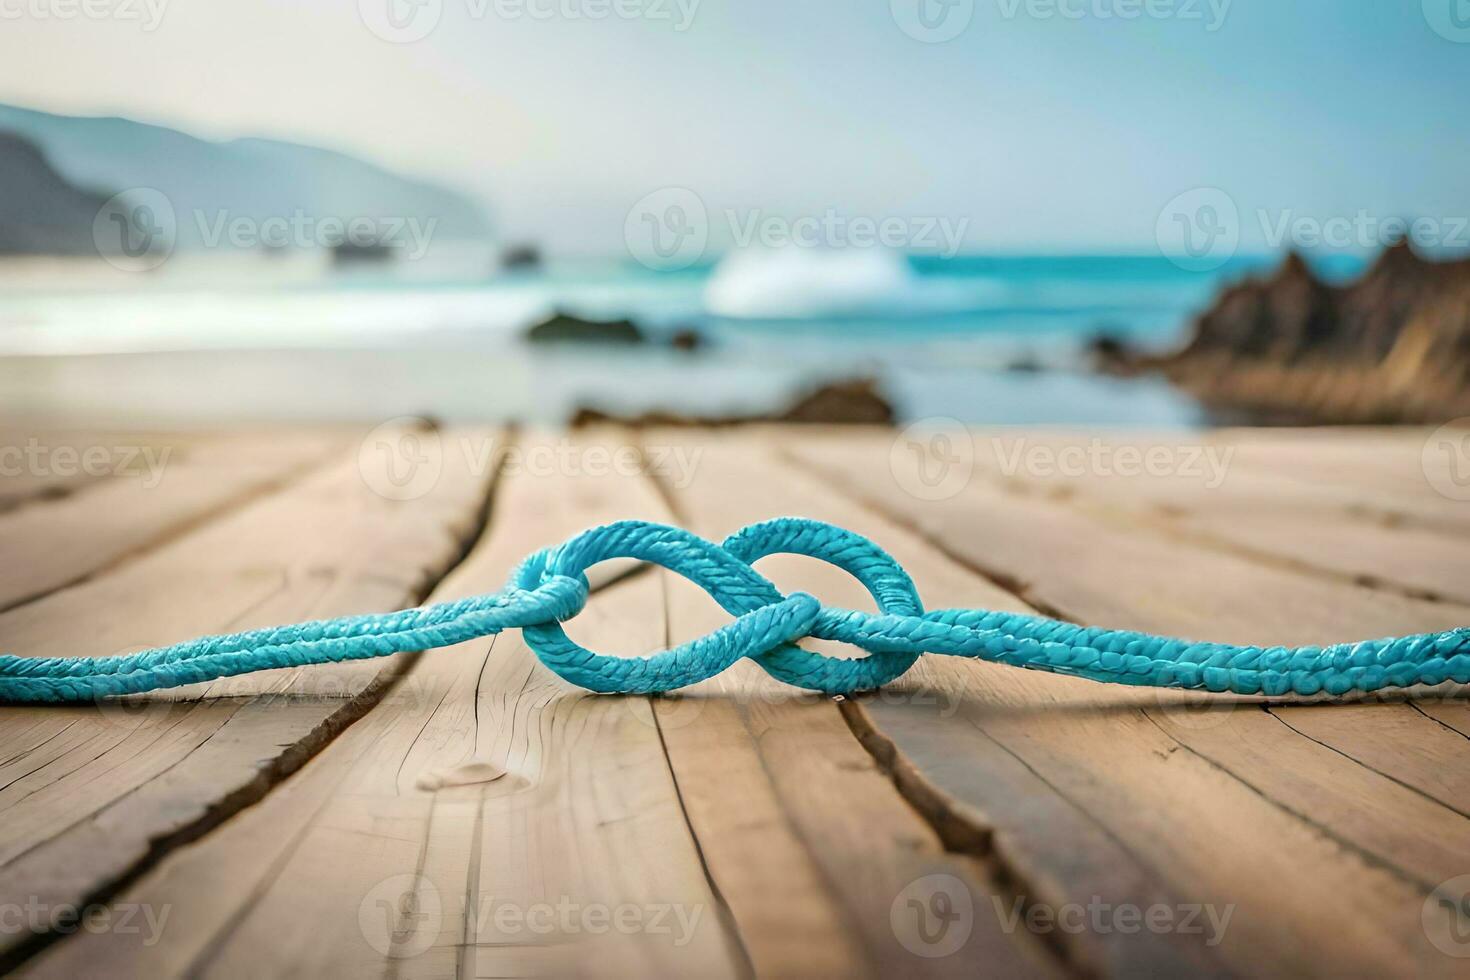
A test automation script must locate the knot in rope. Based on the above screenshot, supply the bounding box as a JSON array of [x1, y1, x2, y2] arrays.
[[508, 517, 925, 693]]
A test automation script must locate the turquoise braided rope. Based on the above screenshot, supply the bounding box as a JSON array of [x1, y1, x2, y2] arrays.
[[2, 517, 1468, 703]]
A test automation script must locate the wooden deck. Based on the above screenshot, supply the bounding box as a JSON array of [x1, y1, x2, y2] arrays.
[[0, 423, 1467, 978]]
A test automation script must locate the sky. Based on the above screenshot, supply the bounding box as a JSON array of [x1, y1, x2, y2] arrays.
[[1, 0, 1468, 255]]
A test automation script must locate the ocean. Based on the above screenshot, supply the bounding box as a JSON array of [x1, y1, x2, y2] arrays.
[[0, 251, 1361, 429]]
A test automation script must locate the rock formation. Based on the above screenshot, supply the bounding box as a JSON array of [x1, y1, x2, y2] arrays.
[[1143, 243, 1470, 422]]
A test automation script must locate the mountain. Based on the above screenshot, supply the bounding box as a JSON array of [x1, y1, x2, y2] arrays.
[[0, 103, 492, 256], [0, 132, 113, 254]]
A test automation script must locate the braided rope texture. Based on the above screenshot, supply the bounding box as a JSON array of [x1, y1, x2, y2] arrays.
[[2, 517, 1467, 703]]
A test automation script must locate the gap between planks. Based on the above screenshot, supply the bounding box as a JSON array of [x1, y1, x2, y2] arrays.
[[0, 424, 506, 972]]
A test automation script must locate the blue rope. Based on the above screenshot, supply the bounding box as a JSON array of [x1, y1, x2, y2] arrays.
[[2, 518, 1467, 703]]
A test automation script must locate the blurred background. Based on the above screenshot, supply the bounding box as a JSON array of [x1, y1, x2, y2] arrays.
[[0, 0, 1467, 429]]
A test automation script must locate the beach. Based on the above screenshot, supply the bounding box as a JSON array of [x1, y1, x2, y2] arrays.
[[0, 252, 1295, 429]]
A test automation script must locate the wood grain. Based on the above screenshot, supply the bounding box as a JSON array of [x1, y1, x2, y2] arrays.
[[0, 425, 497, 970], [784, 427, 1469, 977], [0, 429, 345, 610]]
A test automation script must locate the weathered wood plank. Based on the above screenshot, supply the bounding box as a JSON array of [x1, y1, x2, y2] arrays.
[[658, 431, 1233, 977], [0, 429, 346, 610], [648, 430, 1064, 979], [16, 430, 745, 980], [782, 428, 1469, 977], [1212, 426, 1470, 531], [0, 430, 166, 512], [0, 424, 499, 970], [902, 428, 1470, 812], [963, 429, 1470, 601]]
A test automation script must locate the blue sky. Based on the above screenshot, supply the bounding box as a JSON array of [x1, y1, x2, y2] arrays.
[[1, 0, 1467, 254]]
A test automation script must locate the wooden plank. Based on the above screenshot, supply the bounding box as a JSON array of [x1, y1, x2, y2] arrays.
[[1212, 426, 1470, 531], [16, 430, 745, 980], [916, 428, 1470, 813], [1415, 700, 1470, 739], [645, 430, 1064, 979], [655, 431, 1234, 977], [0, 429, 346, 610], [779, 428, 1470, 977], [0, 429, 242, 513], [964, 429, 1470, 601], [0, 424, 499, 970]]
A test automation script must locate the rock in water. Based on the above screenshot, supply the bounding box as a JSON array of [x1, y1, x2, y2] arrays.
[[525, 311, 645, 345], [570, 377, 896, 427], [500, 243, 541, 270], [669, 327, 704, 352], [775, 377, 895, 425]]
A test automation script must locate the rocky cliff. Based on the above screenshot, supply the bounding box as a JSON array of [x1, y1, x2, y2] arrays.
[[1157, 243, 1470, 423], [0, 103, 493, 256]]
